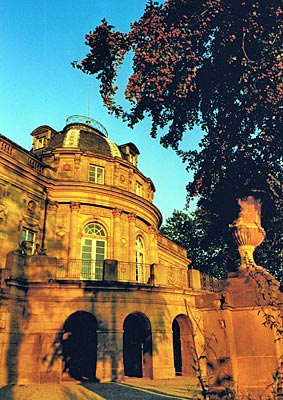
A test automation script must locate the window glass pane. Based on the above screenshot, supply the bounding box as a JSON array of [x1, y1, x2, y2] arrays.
[[96, 167, 104, 184], [96, 241, 105, 259], [81, 228, 106, 280], [83, 223, 105, 236], [27, 231, 34, 241], [89, 165, 95, 182], [95, 225, 105, 236], [84, 224, 95, 235], [89, 165, 104, 184], [21, 228, 35, 242], [21, 229, 27, 242], [136, 182, 143, 196], [95, 241, 105, 279], [20, 228, 36, 255]]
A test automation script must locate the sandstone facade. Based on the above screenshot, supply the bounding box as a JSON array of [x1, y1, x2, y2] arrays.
[[0, 115, 282, 396]]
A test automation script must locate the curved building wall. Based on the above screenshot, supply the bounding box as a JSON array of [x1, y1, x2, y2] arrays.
[[0, 118, 281, 395]]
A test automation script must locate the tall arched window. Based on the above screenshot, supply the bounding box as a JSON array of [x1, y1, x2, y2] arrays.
[[81, 223, 107, 280], [135, 235, 145, 282]]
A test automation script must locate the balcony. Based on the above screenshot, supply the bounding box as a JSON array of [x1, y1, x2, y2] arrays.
[[56, 259, 152, 284], [2, 252, 219, 292]]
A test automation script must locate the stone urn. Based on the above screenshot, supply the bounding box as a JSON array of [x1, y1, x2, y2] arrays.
[[229, 195, 266, 271]]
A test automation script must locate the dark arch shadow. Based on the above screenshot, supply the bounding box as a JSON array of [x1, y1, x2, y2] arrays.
[[123, 311, 153, 379], [61, 310, 99, 382], [172, 314, 196, 377]]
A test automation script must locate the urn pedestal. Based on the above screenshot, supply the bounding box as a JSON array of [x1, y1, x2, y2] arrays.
[[229, 195, 266, 271]]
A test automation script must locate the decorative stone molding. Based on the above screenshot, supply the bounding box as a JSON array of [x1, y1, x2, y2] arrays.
[[148, 225, 157, 237], [112, 208, 123, 218], [70, 202, 80, 212], [48, 201, 58, 212], [0, 140, 13, 155], [230, 195, 266, 271], [128, 212, 136, 223]]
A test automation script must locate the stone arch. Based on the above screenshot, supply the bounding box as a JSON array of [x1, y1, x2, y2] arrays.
[[123, 312, 153, 378], [61, 311, 98, 381], [172, 314, 196, 377]]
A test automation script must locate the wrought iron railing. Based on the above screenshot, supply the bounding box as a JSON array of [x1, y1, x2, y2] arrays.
[[56, 259, 151, 284], [56, 259, 104, 280], [9, 254, 220, 291], [117, 262, 151, 284], [200, 273, 221, 292], [66, 115, 108, 137]]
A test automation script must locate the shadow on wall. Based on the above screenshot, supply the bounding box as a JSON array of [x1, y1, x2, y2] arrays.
[[61, 311, 99, 382], [44, 288, 172, 383], [44, 311, 99, 382], [4, 252, 31, 385]]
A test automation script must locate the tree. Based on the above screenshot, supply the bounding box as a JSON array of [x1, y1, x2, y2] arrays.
[[159, 209, 238, 278], [160, 208, 283, 283], [74, 0, 283, 271]]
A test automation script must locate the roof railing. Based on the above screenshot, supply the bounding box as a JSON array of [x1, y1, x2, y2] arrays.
[[66, 115, 108, 137]]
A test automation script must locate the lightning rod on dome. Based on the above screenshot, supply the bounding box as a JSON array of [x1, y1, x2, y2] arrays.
[[87, 81, 91, 125]]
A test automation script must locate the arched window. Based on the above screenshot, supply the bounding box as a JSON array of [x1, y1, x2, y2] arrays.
[[81, 223, 107, 280], [135, 235, 145, 282]]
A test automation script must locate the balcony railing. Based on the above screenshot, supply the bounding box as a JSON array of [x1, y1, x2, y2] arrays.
[[56, 259, 152, 284], [5, 252, 219, 292], [200, 273, 221, 292], [117, 261, 151, 283], [56, 259, 104, 280]]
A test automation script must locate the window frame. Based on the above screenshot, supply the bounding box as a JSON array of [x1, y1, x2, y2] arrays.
[[136, 181, 143, 196], [81, 223, 107, 280], [89, 164, 105, 184], [34, 136, 46, 150], [21, 227, 36, 254], [135, 235, 145, 282]]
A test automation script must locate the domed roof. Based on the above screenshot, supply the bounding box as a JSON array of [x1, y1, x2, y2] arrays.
[[43, 115, 122, 157]]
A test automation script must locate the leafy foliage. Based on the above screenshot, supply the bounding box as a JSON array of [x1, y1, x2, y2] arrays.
[[160, 209, 283, 282], [75, 0, 283, 276], [74, 0, 283, 206], [159, 209, 238, 278]]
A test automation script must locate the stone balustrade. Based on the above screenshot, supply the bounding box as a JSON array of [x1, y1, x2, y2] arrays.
[[2, 252, 218, 292]]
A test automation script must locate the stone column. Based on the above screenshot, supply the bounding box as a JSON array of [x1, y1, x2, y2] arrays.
[[47, 201, 58, 236], [68, 202, 80, 261], [112, 208, 122, 260], [148, 225, 158, 265], [229, 195, 266, 271], [45, 201, 58, 256], [128, 213, 136, 263]]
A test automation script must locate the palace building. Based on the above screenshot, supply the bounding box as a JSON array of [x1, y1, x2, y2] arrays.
[[0, 115, 282, 395]]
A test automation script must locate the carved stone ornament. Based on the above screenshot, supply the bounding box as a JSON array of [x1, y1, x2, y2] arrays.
[[229, 195, 266, 271]]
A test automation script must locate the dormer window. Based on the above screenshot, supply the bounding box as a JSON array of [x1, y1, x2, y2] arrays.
[[34, 137, 46, 150], [119, 143, 140, 167], [30, 125, 57, 153], [128, 153, 136, 165]]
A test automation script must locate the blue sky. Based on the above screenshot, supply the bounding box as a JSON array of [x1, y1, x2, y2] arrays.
[[0, 0, 202, 222]]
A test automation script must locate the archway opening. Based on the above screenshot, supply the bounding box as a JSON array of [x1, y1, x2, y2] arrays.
[[61, 311, 98, 381], [172, 315, 196, 377], [123, 312, 153, 378], [172, 318, 182, 375]]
